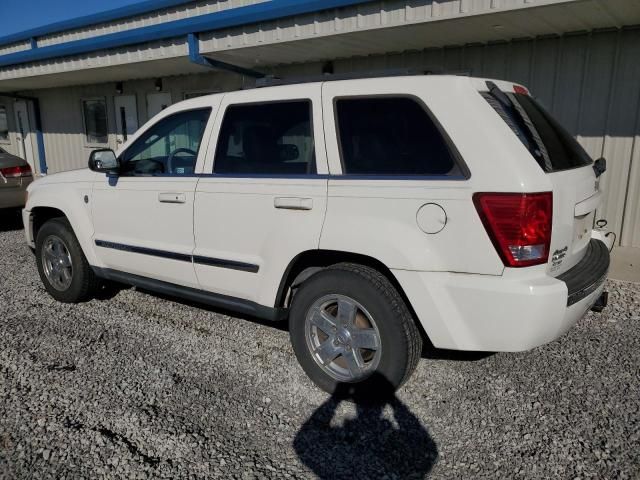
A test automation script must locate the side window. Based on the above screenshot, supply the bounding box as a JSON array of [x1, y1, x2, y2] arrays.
[[335, 97, 461, 176], [120, 108, 211, 176], [214, 101, 315, 175]]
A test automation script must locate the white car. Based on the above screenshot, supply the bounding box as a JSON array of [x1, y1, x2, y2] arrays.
[[23, 75, 611, 395]]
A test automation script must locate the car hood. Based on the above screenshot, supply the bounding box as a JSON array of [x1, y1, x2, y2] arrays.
[[30, 168, 97, 188]]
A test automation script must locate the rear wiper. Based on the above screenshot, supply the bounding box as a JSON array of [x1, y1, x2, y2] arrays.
[[486, 81, 513, 109]]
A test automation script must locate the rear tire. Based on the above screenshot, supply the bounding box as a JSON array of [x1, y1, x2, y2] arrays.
[[289, 263, 422, 398], [35, 218, 99, 303]]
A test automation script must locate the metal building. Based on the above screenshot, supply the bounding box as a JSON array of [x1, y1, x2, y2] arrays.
[[0, 0, 639, 248]]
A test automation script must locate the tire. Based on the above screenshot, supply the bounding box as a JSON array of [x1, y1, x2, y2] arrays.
[[35, 217, 99, 303], [289, 263, 422, 399]]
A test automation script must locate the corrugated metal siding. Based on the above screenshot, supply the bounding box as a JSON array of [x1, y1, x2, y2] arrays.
[[35, 72, 242, 174], [37, 0, 267, 48], [197, 0, 638, 55], [325, 28, 640, 246], [0, 41, 31, 56], [0, 38, 189, 82], [15, 27, 640, 246]]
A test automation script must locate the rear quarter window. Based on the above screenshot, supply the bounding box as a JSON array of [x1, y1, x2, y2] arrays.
[[335, 96, 464, 177], [481, 91, 593, 173]]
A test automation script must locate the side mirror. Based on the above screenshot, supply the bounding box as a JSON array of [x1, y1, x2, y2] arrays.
[[88, 149, 119, 174]]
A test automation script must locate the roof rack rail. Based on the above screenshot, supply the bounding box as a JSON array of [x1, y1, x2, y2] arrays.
[[250, 68, 442, 89]]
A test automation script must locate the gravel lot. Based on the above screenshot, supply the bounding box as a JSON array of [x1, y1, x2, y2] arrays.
[[0, 208, 639, 479]]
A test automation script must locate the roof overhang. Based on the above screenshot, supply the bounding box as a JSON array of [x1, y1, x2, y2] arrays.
[[0, 0, 638, 92]]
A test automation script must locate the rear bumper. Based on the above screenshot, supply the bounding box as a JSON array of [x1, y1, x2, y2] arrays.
[[557, 239, 610, 306], [393, 239, 610, 352], [22, 208, 34, 247]]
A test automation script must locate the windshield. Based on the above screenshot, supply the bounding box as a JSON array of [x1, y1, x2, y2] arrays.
[[482, 91, 593, 173]]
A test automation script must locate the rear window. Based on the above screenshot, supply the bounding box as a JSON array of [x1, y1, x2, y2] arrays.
[[335, 97, 462, 177], [482, 91, 592, 173]]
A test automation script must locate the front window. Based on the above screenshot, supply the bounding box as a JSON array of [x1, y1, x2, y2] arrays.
[[120, 108, 211, 176], [82, 99, 108, 144], [0, 106, 9, 142]]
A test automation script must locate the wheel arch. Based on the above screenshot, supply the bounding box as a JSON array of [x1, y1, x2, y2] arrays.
[[275, 249, 431, 345], [28, 200, 102, 268]]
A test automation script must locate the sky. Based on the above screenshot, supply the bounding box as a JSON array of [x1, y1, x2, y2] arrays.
[[0, 0, 143, 38]]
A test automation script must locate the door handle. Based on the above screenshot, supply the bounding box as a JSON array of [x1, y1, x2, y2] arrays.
[[158, 192, 187, 204], [274, 197, 313, 211]]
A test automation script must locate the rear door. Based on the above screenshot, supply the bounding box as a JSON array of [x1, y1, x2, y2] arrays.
[[480, 84, 599, 275], [193, 84, 328, 307]]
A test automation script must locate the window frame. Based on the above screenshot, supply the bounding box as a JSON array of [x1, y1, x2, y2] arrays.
[[118, 106, 213, 178], [211, 98, 319, 177], [0, 105, 11, 144], [81, 97, 109, 147], [332, 94, 470, 180]]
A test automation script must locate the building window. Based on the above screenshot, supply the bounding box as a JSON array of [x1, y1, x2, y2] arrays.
[[335, 97, 461, 176], [214, 101, 315, 175], [0, 106, 9, 142], [82, 98, 108, 144]]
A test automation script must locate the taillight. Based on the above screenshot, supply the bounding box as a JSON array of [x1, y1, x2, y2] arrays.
[[0, 164, 31, 178], [473, 192, 553, 268]]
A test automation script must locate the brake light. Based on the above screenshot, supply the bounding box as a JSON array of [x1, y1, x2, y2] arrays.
[[0, 164, 31, 178], [513, 85, 529, 95], [473, 192, 553, 268]]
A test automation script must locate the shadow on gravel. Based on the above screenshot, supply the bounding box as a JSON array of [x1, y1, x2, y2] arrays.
[[294, 374, 438, 479], [0, 208, 23, 232]]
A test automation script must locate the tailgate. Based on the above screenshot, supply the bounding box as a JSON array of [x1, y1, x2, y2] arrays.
[[547, 165, 600, 276]]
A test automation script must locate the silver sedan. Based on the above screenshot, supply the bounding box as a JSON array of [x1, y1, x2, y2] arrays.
[[0, 147, 33, 209]]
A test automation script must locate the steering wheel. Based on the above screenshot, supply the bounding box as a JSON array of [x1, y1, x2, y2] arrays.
[[167, 148, 197, 174]]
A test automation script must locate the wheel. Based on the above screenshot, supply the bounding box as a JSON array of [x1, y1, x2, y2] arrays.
[[289, 263, 422, 398], [35, 218, 99, 303]]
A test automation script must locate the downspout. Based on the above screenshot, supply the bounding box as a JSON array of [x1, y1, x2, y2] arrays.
[[187, 33, 265, 79]]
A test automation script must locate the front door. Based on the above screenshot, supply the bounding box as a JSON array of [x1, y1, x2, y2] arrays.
[[13, 101, 36, 172], [146, 92, 172, 120], [193, 84, 328, 307], [114, 95, 139, 149], [92, 105, 215, 288]]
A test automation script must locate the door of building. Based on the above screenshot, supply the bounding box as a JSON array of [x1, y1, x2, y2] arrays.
[[13, 100, 36, 172], [146, 92, 172, 120], [114, 95, 139, 149]]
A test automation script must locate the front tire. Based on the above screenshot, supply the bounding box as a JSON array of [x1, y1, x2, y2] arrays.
[[289, 263, 422, 397], [35, 218, 99, 303]]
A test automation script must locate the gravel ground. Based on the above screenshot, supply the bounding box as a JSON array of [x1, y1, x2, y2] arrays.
[[0, 208, 639, 479]]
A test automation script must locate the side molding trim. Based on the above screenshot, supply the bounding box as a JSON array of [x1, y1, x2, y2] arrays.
[[94, 239, 260, 273]]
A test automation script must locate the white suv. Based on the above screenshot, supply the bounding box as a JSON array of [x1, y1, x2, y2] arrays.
[[23, 75, 611, 395]]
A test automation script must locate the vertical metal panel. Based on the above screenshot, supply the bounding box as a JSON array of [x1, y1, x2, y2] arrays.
[[596, 28, 640, 246], [37, 0, 268, 48], [16, 27, 640, 246]]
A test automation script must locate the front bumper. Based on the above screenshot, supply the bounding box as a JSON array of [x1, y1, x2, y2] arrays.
[[393, 239, 610, 352], [22, 208, 35, 248]]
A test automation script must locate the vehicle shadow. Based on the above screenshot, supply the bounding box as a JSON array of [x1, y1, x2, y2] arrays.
[[0, 208, 24, 232], [293, 374, 438, 479]]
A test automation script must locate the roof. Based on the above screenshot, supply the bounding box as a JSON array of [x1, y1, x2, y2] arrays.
[[0, 0, 197, 46]]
